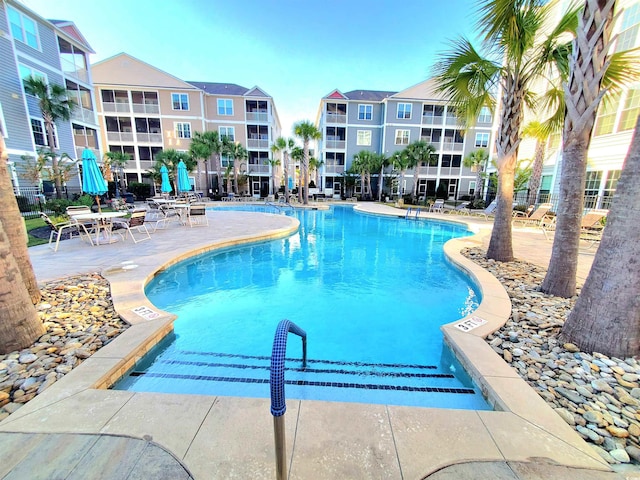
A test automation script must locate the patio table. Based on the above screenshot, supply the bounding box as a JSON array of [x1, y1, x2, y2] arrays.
[[72, 211, 127, 245]]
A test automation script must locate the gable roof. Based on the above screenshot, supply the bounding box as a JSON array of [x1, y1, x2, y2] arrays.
[[343, 90, 397, 102], [187, 82, 249, 96], [391, 78, 449, 102], [245, 86, 271, 98], [324, 89, 348, 100], [92, 53, 198, 89], [49, 20, 94, 52]]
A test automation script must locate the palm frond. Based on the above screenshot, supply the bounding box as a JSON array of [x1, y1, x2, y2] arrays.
[[603, 48, 640, 98]]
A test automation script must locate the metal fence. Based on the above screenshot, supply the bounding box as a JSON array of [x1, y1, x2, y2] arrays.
[[13, 185, 85, 219], [508, 192, 613, 212]]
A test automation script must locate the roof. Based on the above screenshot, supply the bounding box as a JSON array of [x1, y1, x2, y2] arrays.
[[343, 90, 397, 102], [186, 82, 249, 95], [391, 79, 449, 102]]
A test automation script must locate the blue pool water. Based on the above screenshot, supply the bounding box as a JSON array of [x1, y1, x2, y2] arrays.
[[115, 205, 490, 409]]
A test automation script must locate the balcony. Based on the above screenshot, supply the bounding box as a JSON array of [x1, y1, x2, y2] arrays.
[[422, 115, 443, 125], [246, 111, 269, 123], [247, 138, 269, 149], [445, 116, 461, 126], [136, 132, 163, 143], [325, 139, 346, 149], [324, 165, 345, 175], [325, 113, 346, 124], [247, 164, 269, 174], [441, 140, 464, 152], [75, 146, 100, 160], [70, 106, 97, 124], [107, 131, 134, 142], [132, 103, 160, 114], [103, 102, 131, 113]]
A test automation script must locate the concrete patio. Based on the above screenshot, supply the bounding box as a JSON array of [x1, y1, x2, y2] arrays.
[[1, 202, 631, 479]]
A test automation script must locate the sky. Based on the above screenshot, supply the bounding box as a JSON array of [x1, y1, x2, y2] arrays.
[[21, 0, 480, 136]]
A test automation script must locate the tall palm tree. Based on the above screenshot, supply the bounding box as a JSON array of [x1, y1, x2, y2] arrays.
[[0, 134, 43, 353], [405, 140, 436, 202], [189, 131, 224, 195], [23, 76, 76, 199], [155, 149, 194, 194], [432, 0, 578, 261], [293, 121, 322, 205], [291, 146, 305, 201], [390, 148, 416, 201], [104, 151, 131, 197], [266, 157, 281, 196], [520, 121, 553, 206], [227, 142, 248, 194], [271, 137, 296, 201], [309, 156, 324, 188], [463, 149, 489, 201], [561, 118, 640, 357], [369, 153, 389, 201], [352, 151, 372, 198], [541, 0, 630, 297]]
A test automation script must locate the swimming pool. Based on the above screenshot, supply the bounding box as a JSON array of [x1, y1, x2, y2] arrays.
[[115, 205, 490, 409]]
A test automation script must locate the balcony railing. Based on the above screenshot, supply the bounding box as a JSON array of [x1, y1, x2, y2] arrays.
[[441, 140, 464, 152], [74, 146, 100, 160], [325, 113, 346, 124], [107, 131, 134, 142], [70, 106, 97, 124], [445, 116, 461, 126], [102, 102, 130, 113], [325, 139, 346, 149], [248, 164, 269, 174], [136, 132, 163, 143], [422, 115, 443, 125], [246, 112, 269, 123], [247, 138, 270, 149], [324, 165, 345, 175], [132, 103, 160, 114]]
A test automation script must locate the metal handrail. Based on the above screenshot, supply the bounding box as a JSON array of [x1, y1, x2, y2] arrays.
[[270, 319, 307, 480]]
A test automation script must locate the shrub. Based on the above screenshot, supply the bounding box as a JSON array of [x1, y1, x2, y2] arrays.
[[76, 194, 95, 207], [436, 182, 448, 199], [45, 199, 73, 216], [471, 199, 486, 209], [128, 182, 152, 200]]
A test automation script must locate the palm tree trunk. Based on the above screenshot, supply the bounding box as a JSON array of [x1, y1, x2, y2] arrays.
[[475, 169, 482, 201], [0, 136, 41, 304], [215, 154, 223, 195], [527, 141, 545, 206], [541, 0, 614, 298], [283, 153, 290, 200], [378, 165, 385, 201], [0, 218, 44, 354], [302, 144, 309, 205], [44, 116, 62, 199], [233, 161, 239, 194], [561, 118, 640, 357], [412, 165, 420, 201]]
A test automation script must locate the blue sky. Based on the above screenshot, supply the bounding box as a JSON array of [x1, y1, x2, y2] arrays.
[[21, 0, 479, 136]]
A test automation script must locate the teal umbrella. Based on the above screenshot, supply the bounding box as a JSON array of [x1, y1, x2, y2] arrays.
[[177, 160, 191, 193], [81, 148, 108, 212], [160, 165, 172, 194]]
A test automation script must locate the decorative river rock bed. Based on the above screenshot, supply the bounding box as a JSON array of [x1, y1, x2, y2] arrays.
[[0, 252, 639, 466]]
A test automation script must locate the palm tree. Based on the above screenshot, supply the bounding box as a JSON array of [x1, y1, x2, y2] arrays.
[[291, 146, 305, 200], [369, 153, 389, 201], [390, 148, 416, 202], [309, 156, 324, 189], [0, 134, 43, 353], [561, 118, 640, 357], [155, 149, 194, 194], [23, 76, 76, 199], [227, 142, 248, 194], [405, 141, 436, 202], [541, 0, 631, 297], [352, 151, 372, 199], [520, 121, 553, 206], [293, 121, 322, 205], [432, 0, 578, 261], [463, 149, 489, 201], [104, 151, 131, 197], [271, 137, 296, 201], [265, 157, 281, 196], [189, 131, 224, 196]]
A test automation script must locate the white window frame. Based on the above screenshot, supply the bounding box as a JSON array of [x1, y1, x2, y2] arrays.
[[217, 98, 234, 116], [30, 117, 57, 148], [475, 132, 489, 148], [478, 107, 492, 123], [468, 181, 476, 195], [395, 129, 410, 145], [175, 122, 191, 139], [397, 103, 412, 119], [358, 104, 372, 121], [356, 130, 371, 146], [171, 93, 189, 111], [19, 64, 47, 90], [0, 103, 7, 138], [219, 126, 235, 141], [7, 6, 40, 50]]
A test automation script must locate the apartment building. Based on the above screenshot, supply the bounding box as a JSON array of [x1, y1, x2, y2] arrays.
[[92, 53, 281, 197], [316, 79, 494, 199], [1, 0, 100, 195]]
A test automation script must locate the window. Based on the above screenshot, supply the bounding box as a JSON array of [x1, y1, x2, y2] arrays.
[[171, 93, 189, 111], [8, 6, 39, 49], [478, 107, 492, 123], [397, 103, 412, 119], [19, 64, 46, 88], [395, 129, 410, 145], [619, 88, 640, 131], [356, 130, 371, 146], [475, 132, 490, 148], [594, 95, 620, 136], [176, 123, 191, 139], [325, 152, 345, 166], [469, 181, 476, 195], [219, 126, 235, 141], [358, 104, 372, 120], [441, 154, 462, 167], [616, 4, 640, 52], [217, 98, 233, 116], [584, 170, 602, 208], [602, 170, 621, 208], [31, 118, 57, 148]]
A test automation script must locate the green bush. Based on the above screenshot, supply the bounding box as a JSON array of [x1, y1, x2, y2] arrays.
[[436, 182, 448, 199], [471, 199, 486, 209], [76, 194, 95, 207], [45, 199, 74, 216], [128, 182, 152, 199]]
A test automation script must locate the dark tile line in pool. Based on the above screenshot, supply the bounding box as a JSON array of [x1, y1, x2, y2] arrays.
[[128, 372, 476, 394], [175, 350, 439, 370]]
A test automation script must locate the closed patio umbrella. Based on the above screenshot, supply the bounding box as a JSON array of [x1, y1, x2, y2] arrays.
[[81, 148, 108, 212], [160, 165, 172, 194], [177, 160, 191, 194]]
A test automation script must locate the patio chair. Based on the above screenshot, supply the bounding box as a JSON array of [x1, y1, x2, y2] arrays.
[[40, 212, 94, 252], [112, 209, 151, 243], [429, 199, 445, 213], [187, 203, 209, 227], [444, 201, 470, 215], [512, 203, 553, 227], [580, 209, 608, 247], [471, 200, 498, 220]]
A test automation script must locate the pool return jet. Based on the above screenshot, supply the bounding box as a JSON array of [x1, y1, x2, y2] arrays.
[[270, 319, 307, 480]]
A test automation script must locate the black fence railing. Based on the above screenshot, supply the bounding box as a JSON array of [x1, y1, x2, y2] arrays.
[[13, 185, 85, 219]]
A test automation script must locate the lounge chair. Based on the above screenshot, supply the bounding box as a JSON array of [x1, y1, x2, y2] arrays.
[[444, 201, 471, 215], [541, 208, 608, 244], [429, 199, 445, 213], [187, 203, 209, 227], [512, 203, 553, 227], [40, 212, 94, 252], [112, 209, 151, 243], [471, 200, 497, 220]]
